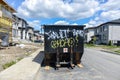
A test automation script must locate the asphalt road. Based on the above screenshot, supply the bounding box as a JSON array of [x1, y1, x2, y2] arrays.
[[35, 48, 120, 80]]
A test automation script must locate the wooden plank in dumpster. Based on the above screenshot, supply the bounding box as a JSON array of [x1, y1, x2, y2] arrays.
[[44, 25, 85, 54]]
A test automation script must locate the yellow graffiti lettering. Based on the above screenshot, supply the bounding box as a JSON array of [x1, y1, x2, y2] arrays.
[[50, 37, 77, 49], [59, 39, 65, 47], [75, 35, 79, 46], [51, 41, 57, 49], [67, 38, 75, 47]]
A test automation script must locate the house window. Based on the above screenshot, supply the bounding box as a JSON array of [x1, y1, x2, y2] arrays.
[[103, 25, 107, 31], [12, 29, 18, 37], [100, 27, 102, 32], [1, 6, 12, 18], [103, 34, 107, 40], [96, 28, 99, 33]]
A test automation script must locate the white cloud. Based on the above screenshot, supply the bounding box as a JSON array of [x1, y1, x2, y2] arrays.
[[28, 20, 41, 29], [54, 20, 78, 25], [89, 20, 96, 25], [72, 23, 78, 25], [17, 0, 99, 20], [100, 0, 120, 11], [98, 0, 120, 22], [11, 1, 15, 7], [54, 20, 69, 25], [86, 19, 103, 28], [86, 0, 120, 28], [100, 10, 120, 21], [16, 0, 120, 28], [94, 17, 99, 21]]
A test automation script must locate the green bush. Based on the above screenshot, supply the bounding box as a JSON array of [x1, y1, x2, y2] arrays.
[[108, 40, 113, 46], [2, 61, 16, 69]]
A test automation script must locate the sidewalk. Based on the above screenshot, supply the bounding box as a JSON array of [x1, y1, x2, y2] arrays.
[[0, 47, 44, 80]]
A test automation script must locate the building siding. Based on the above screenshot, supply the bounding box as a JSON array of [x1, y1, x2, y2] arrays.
[[109, 24, 120, 44], [95, 24, 109, 44]]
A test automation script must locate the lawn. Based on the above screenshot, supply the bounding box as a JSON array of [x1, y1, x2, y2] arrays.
[[85, 44, 120, 55]]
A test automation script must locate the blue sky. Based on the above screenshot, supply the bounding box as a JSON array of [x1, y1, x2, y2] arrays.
[[5, 0, 120, 30]]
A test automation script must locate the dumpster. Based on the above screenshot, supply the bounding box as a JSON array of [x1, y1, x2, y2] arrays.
[[44, 25, 85, 69]]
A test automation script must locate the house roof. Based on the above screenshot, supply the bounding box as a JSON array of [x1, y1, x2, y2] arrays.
[[27, 26, 34, 30], [99, 18, 120, 27], [34, 30, 40, 33], [109, 18, 120, 24], [0, 0, 16, 13], [84, 27, 97, 30]]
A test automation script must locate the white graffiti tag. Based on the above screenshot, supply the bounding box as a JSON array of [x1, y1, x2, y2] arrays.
[[45, 29, 84, 40]]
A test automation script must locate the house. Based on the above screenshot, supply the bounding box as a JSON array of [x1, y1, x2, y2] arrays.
[[84, 27, 96, 43], [95, 18, 120, 45], [34, 30, 40, 41], [18, 18, 28, 40], [26, 26, 34, 41], [12, 14, 43, 43], [12, 15, 28, 42], [34, 30, 44, 43], [0, 0, 16, 46], [12, 14, 19, 42], [40, 33, 44, 41]]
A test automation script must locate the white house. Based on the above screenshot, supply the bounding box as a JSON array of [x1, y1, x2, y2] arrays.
[[84, 27, 96, 43], [12, 15, 28, 42], [26, 26, 34, 41], [12, 15, 19, 42], [34, 30, 40, 41]]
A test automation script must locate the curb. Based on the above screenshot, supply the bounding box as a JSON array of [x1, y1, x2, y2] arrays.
[[0, 47, 44, 80]]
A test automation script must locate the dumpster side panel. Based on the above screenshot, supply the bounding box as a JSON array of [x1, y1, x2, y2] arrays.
[[44, 25, 84, 54], [44, 25, 85, 66]]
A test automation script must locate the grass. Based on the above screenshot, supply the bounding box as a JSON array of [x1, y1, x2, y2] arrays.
[[17, 57, 23, 61], [85, 43, 118, 49], [2, 61, 16, 69], [101, 45, 118, 49], [114, 50, 120, 55], [2, 51, 32, 70], [84, 44, 96, 47], [2, 57, 24, 69], [85, 43, 120, 55]]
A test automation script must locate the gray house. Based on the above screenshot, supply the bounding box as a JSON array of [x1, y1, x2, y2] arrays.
[[95, 18, 120, 45], [84, 27, 96, 43]]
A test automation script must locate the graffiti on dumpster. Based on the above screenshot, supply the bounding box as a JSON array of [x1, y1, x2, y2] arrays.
[[45, 29, 84, 49]]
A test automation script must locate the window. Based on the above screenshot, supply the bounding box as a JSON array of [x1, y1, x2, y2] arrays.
[[103, 25, 108, 31], [12, 29, 18, 37], [100, 27, 102, 32], [103, 34, 107, 40], [1, 6, 12, 18], [96, 28, 99, 33]]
